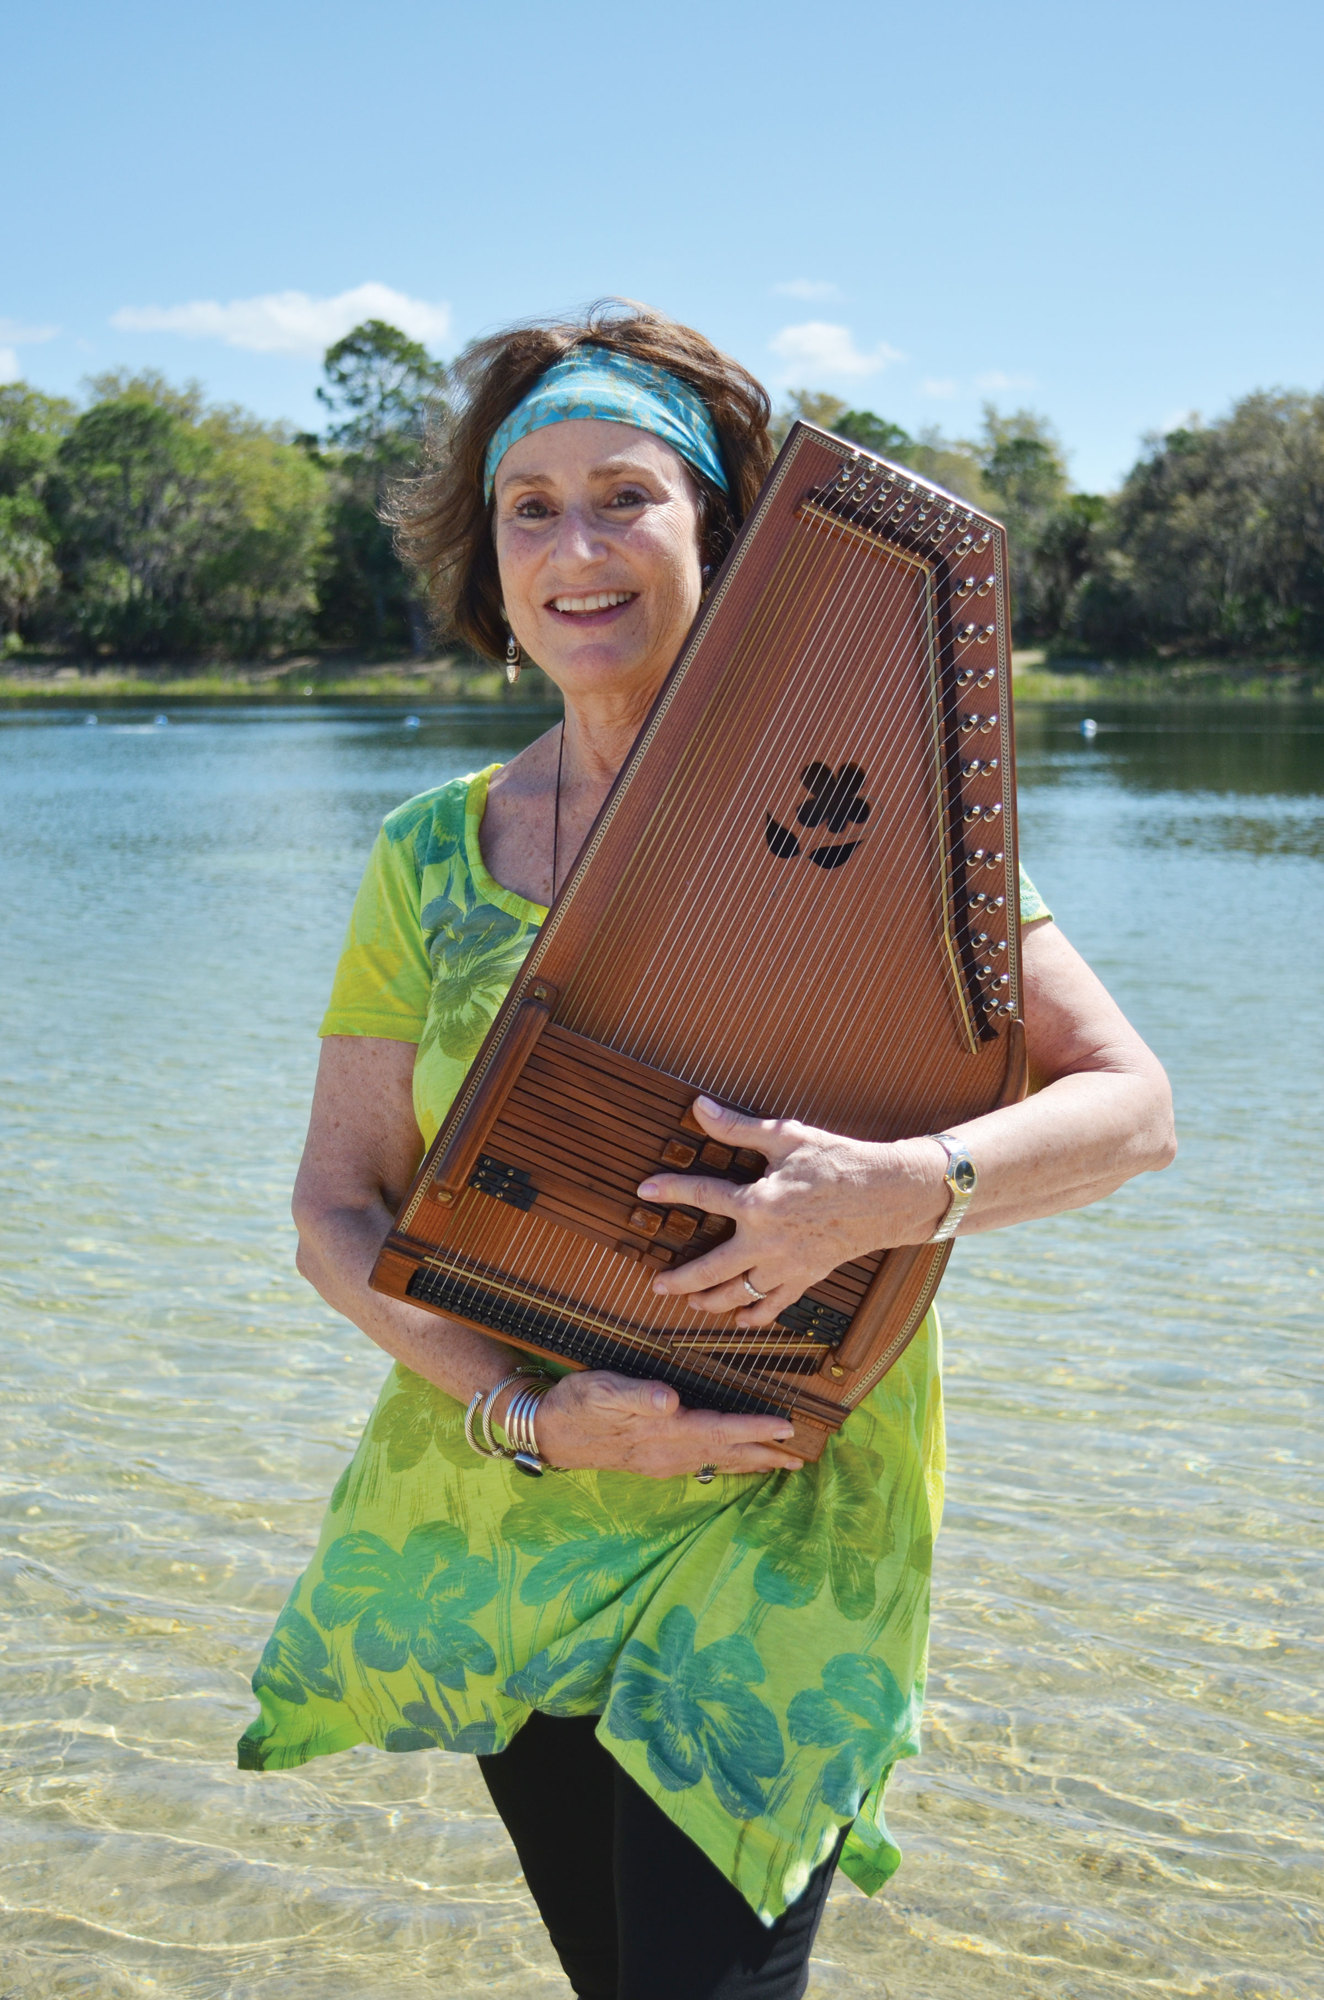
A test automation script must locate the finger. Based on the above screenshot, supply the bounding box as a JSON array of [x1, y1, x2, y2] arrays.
[[704, 1444, 806, 1475], [673, 1408, 799, 1448], [686, 1274, 789, 1319], [689, 1096, 801, 1161], [634, 1171, 744, 1215], [580, 1372, 681, 1417], [650, 1239, 753, 1297]]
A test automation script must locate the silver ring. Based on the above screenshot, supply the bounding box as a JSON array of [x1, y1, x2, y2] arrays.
[[695, 1464, 718, 1484], [741, 1274, 767, 1302]]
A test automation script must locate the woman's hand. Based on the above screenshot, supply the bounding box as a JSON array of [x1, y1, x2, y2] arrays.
[[636, 1099, 940, 1329], [530, 1369, 805, 1478]]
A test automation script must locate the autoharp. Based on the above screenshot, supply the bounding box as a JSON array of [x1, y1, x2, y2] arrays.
[[371, 423, 1025, 1461]]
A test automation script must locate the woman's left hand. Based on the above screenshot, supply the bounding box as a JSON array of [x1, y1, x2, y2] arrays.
[[636, 1097, 942, 1327]]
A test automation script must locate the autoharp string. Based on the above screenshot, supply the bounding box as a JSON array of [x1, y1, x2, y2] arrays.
[[430, 466, 1012, 1408], [574, 469, 989, 1410], [420, 464, 1012, 1408], [539, 453, 905, 1402], [569, 468, 956, 1404], [416, 448, 1016, 1406]]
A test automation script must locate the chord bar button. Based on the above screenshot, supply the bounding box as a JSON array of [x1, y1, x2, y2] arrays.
[[660, 1138, 698, 1168]]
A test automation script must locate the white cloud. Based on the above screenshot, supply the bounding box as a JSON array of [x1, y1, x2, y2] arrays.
[[921, 377, 958, 399], [110, 283, 451, 356], [0, 318, 60, 345], [0, 348, 20, 383], [772, 279, 842, 301], [768, 321, 905, 383], [975, 369, 1034, 393]]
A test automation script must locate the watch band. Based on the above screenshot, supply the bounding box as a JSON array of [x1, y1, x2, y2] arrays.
[[928, 1132, 977, 1243]]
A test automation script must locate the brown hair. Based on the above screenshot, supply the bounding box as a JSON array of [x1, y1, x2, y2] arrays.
[[389, 300, 775, 660]]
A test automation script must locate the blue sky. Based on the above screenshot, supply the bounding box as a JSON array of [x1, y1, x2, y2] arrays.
[[6, 0, 1321, 492]]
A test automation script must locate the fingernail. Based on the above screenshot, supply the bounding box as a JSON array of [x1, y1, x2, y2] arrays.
[[637, 1180, 659, 1197], [775, 1429, 795, 1441], [651, 1386, 671, 1410], [696, 1096, 723, 1116]]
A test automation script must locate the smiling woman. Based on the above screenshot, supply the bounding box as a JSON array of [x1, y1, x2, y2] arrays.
[[241, 300, 1176, 2000]]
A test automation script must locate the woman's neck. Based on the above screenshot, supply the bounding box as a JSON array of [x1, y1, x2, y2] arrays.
[[557, 678, 659, 807]]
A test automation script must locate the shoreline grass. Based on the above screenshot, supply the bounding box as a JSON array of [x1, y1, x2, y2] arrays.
[[1, 649, 1320, 706]]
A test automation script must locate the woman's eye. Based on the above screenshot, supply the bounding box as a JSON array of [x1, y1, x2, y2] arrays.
[[608, 487, 649, 509], [513, 497, 551, 519]]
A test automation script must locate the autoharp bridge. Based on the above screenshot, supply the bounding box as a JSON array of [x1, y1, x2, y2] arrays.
[[372, 423, 1027, 1461]]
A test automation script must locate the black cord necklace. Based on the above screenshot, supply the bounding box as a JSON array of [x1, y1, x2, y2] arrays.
[[550, 719, 565, 905]]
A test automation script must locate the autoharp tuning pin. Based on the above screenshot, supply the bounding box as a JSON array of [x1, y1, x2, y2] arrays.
[[955, 576, 977, 599], [956, 623, 979, 645], [956, 667, 976, 689], [961, 757, 985, 777], [978, 712, 999, 734], [976, 574, 996, 597], [976, 667, 997, 688], [993, 937, 1008, 954], [959, 711, 989, 733], [954, 533, 975, 554], [974, 530, 993, 552], [979, 623, 997, 644], [904, 480, 918, 496], [963, 802, 985, 823], [958, 509, 974, 528]]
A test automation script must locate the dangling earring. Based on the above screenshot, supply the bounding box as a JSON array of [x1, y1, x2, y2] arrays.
[[504, 632, 522, 687]]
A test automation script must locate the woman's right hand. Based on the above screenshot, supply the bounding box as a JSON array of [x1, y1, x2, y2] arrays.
[[527, 1371, 805, 1479]]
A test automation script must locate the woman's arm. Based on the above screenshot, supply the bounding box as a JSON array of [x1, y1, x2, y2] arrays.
[[639, 920, 1177, 1325], [292, 1035, 807, 1475]]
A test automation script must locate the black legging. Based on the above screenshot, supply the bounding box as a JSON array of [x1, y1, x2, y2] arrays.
[[478, 1712, 847, 2000]]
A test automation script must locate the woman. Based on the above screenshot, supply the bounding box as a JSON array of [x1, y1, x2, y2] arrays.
[[239, 303, 1175, 2000]]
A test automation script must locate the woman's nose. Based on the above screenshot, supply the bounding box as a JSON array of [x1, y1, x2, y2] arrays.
[[550, 504, 607, 570]]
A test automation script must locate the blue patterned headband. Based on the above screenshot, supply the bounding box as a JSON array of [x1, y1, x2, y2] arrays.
[[483, 346, 731, 502]]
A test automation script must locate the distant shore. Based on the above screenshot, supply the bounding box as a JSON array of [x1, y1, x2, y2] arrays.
[[1, 649, 1319, 705]]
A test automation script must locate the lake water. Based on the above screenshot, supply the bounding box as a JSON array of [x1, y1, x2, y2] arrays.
[[1, 697, 1320, 1999]]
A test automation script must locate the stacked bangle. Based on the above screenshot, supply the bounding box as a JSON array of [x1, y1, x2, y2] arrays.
[[464, 1369, 558, 1477]]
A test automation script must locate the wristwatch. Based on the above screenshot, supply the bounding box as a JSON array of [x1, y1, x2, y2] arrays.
[[928, 1133, 977, 1242]]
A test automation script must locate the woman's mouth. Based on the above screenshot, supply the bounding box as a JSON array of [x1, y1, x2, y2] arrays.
[[547, 590, 637, 623]]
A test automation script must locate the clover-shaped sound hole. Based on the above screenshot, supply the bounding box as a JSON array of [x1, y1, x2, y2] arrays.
[[765, 762, 872, 870]]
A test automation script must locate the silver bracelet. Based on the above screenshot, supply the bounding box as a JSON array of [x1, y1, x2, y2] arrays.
[[465, 1369, 538, 1461], [481, 1368, 553, 1456], [505, 1379, 556, 1477]]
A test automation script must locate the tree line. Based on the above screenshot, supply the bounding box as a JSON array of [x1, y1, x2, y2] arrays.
[[779, 389, 1324, 660], [2, 324, 1321, 664], [0, 321, 443, 662]]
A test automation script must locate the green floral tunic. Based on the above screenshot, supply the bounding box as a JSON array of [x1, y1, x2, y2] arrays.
[[239, 766, 1050, 1923]]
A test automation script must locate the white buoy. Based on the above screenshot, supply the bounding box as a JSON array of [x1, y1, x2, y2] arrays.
[[404, 714, 420, 729], [154, 713, 169, 726], [302, 684, 314, 696], [1080, 717, 1098, 739], [84, 714, 98, 726]]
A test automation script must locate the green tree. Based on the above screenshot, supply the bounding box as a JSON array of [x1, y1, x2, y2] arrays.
[[0, 493, 59, 638], [976, 406, 1076, 641], [49, 372, 327, 658], [314, 320, 447, 652], [1072, 392, 1324, 657], [0, 385, 76, 641]]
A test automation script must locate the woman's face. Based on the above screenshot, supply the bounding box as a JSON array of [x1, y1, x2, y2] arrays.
[[492, 418, 704, 708]]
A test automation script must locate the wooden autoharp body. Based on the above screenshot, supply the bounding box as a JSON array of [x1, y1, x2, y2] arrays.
[[371, 423, 1026, 1461]]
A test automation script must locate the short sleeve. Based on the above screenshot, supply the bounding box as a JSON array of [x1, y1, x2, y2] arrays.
[[319, 825, 433, 1042], [1018, 863, 1051, 926]]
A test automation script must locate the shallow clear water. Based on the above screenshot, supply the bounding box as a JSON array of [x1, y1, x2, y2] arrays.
[[1, 697, 1320, 1999]]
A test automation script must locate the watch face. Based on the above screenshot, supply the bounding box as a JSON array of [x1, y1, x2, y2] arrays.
[[950, 1158, 977, 1195]]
